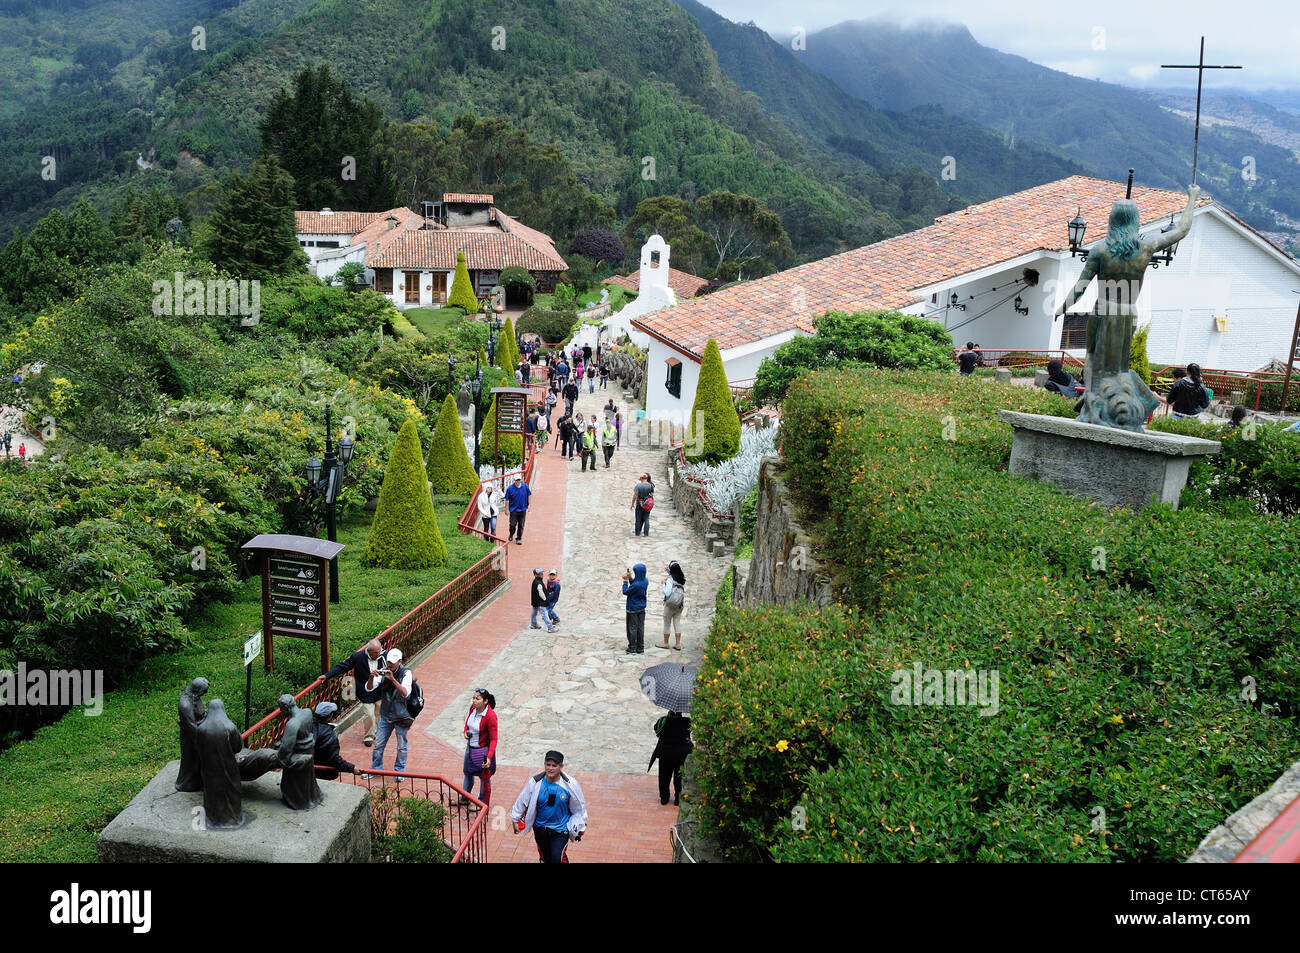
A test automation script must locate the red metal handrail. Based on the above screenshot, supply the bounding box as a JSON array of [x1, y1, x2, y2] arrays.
[[336, 767, 490, 863]]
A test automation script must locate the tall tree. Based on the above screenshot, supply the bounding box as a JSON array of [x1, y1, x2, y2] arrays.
[[200, 156, 307, 279], [621, 196, 709, 275], [694, 191, 791, 281], [260, 65, 397, 211]]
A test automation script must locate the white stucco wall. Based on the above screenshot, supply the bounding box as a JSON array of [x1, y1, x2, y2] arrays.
[[643, 330, 804, 420]]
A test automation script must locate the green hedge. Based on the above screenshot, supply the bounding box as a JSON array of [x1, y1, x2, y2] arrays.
[[693, 367, 1300, 862], [1149, 415, 1300, 516], [517, 306, 578, 345]]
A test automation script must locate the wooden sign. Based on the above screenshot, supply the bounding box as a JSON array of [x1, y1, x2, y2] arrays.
[[492, 387, 530, 435], [241, 535, 345, 674]]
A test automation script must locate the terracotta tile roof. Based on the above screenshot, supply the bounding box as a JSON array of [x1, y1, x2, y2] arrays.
[[294, 209, 385, 235], [366, 229, 567, 272], [493, 209, 568, 271], [633, 175, 1209, 360], [348, 207, 429, 246], [443, 192, 494, 205], [606, 267, 707, 299]]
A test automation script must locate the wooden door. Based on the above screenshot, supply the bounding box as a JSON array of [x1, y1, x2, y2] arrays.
[[431, 272, 447, 305], [404, 271, 420, 304]]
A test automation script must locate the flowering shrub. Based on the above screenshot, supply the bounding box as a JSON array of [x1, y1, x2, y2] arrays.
[[693, 367, 1300, 861]]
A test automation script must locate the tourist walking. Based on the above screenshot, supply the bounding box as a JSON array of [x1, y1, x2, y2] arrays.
[[631, 473, 654, 537], [324, 638, 385, 747], [477, 483, 504, 537], [510, 751, 588, 864], [623, 563, 649, 654], [648, 711, 693, 805], [599, 362, 609, 390], [459, 689, 498, 808], [580, 422, 598, 472], [545, 569, 562, 626], [505, 475, 531, 544], [18, 442, 26, 464], [1166, 364, 1210, 418], [602, 419, 617, 468], [535, 407, 549, 450], [557, 411, 574, 458], [659, 561, 686, 651], [586, 363, 596, 393], [530, 567, 555, 632], [557, 359, 569, 388], [563, 378, 579, 415], [370, 648, 413, 774], [615, 411, 623, 446]]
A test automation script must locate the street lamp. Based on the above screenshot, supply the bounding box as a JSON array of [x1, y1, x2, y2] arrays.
[[470, 359, 486, 471], [303, 403, 350, 604], [1067, 207, 1089, 259], [1151, 213, 1180, 268]]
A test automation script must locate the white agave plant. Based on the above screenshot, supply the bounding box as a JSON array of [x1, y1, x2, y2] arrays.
[[684, 426, 778, 515]]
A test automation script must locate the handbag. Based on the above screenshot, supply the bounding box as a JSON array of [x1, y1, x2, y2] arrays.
[[640, 495, 654, 512]]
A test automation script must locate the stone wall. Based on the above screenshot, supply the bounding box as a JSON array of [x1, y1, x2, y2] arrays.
[[1188, 760, 1300, 862], [666, 448, 737, 556], [735, 456, 835, 609]]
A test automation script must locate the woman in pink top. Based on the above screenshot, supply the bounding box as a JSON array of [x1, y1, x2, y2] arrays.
[[458, 688, 498, 808]]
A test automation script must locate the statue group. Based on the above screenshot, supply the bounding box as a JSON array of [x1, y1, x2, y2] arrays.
[[1055, 184, 1200, 432], [177, 679, 322, 829]]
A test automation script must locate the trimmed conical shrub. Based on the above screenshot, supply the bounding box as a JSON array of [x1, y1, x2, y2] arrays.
[[449, 250, 479, 314], [364, 418, 447, 568], [496, 315, 520, 375], [479, 394, 522, 467], [428, 394, 480, 494], [686, 337, 741, 463]]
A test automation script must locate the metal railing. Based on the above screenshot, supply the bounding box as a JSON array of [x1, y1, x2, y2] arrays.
[[951, 348, 1083, 371], [340, 768, 490, 863]]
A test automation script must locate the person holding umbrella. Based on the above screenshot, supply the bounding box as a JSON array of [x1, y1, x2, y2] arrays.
[[648, 710, 693, 806]]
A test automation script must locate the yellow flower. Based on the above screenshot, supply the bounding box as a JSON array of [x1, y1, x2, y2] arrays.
[[1111, 714, 1123, 724], [775, 740, 789, 753]]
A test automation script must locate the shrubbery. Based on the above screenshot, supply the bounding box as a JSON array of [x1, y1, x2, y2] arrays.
[[686, 338, 740, 463], [364, 419, 447, 569], [693, 367, 1300, 861], [517, 306, 578, 345], [448, 251, 479, 314], [428, 394, 480, 494], [1149, 415, 1300, 516]]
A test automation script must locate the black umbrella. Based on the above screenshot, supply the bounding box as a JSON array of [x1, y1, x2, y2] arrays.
[[639, 662, 697, 713]]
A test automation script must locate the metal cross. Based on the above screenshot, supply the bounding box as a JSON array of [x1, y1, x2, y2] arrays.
[[1161, 37, 1242, 185]]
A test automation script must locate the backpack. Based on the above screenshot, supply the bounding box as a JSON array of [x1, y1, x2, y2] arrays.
[[403, 670, 425, 720], [640, 494, 654, 512]]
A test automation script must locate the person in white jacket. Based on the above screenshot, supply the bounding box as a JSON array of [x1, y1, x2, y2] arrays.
[[511, 750, 588, 863], [476, 484, 502, 537]]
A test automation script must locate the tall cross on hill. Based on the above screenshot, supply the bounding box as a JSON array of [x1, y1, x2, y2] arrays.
[[1160, 36, 1242, 185]]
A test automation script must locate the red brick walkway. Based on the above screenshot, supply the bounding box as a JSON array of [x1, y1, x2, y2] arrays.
[[339, 433, 676, 862]]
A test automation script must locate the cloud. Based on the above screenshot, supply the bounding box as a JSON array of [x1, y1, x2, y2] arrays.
[[1128, 64, 1159, 83]]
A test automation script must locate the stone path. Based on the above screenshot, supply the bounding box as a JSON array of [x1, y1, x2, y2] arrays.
[[0, 405, 44, 461], [338, 378, 723, 861]]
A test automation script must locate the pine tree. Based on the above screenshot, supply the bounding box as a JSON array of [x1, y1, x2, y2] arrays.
[[479, 394, 522, 466], [496, 315, 520, 374], [201, 156, 307, 279], [364, 418, 447, 569], [428, 394, 480, 494], [686, 337, 740, 463], [448, 250, 479, 313]]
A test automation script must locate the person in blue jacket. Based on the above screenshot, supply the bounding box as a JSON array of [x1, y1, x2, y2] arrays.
[[622, 563, 649, 654]]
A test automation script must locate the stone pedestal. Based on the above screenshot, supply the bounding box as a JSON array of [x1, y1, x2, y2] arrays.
[[999, 410, 1221, 511], [98, 760, 371, 863]]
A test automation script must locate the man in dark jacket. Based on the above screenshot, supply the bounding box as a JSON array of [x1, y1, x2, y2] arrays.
[[557, 412, 574, 458], [312, 702, 358, 780], [622, 563, 649, 654], [530, 567, 555, 632], [324, 639, 384, 746], [505, 475, 531, 544], [563, 379, 579, 416], [1166, 366, 1210, 417]]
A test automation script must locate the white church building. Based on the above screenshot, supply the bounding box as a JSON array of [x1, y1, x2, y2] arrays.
[[632, 175, 1300, 419]]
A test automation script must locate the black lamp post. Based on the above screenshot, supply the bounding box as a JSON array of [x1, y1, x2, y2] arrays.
[[471, 359, 486, 471], [1013, 294, 1030, 315], [949, 292, 966, 312], [304, 403, 353, 604], [1068, 206, 1089, 259]]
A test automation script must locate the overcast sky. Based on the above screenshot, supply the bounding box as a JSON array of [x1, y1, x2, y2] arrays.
[[700, 0, 1298, 91]]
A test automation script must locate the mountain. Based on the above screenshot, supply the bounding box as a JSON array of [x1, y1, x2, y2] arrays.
[[802, 18, 1300, 234], [0, 0, 1082, 266]]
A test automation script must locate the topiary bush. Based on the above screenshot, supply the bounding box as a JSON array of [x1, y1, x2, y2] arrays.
[[428, 394, 480, 494], [495, 316, 520, 374], [364, 418, 447, 569], [686, 338, 741, 463], [448, 251, 479, 314], [517, 306, 578, 345]]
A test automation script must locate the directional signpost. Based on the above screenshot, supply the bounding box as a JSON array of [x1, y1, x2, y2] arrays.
[[242, 630, 262, 730], [492, 387, 531, 488], [240, 534, 346, 674]]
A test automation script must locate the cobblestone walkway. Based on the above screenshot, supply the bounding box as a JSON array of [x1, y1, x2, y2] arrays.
[[338, 379, 723, 861]]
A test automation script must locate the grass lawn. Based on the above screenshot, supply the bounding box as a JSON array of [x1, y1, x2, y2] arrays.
[[0, 499, 490, 862], [405, 307, 466, 338]]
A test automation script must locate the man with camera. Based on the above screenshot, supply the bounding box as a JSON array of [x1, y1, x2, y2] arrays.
[[510, 750, 588, 863], [324, 638, 385, 746], [370, 648, 414, 774]]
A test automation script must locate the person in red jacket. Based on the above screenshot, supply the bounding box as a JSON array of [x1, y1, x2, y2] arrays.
[[458, 688, 498, 808]]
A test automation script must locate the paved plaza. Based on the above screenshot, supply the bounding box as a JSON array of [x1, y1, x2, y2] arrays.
[[338, 380, 722, 862]]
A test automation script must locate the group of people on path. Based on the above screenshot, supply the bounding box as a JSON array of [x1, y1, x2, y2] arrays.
[[2, 431, 28, 462]]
